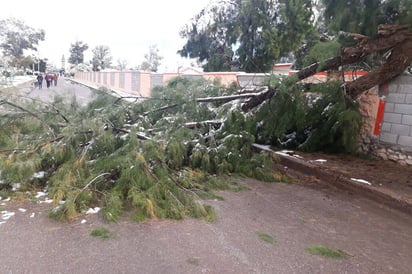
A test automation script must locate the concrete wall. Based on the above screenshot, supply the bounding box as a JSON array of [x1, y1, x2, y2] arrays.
[[380, 76, 412, 151], [74, 70, 268, 97], [361, 75, 412, 165]]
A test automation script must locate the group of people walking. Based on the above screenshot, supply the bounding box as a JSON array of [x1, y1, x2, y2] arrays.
[[36, 73, 59, 89]]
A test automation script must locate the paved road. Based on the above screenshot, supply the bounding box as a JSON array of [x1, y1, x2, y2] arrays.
[[0, 179, 411, 274], [15, 76, 96, 106]]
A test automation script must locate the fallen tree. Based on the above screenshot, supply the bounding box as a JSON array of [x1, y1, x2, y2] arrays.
[[296, 24, 412, 99], [228, 24, 412, 113], [0, 24, 410, 223]]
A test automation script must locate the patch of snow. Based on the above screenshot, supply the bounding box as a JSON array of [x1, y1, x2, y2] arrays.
[[351, 178, 372, 186], [275, 151, 290, 157], [32, 171, 46, 179], [12, 183, 21, 191], [30, 213, 35, 218], [0, 221, 6, 225], [81, 219, 87, 224], [120, 133, 129, 140], [278, 132, 297, 147], [314, 159, 327, 164], [274, 150, 295, 157], [18, 208, 27, 213], [3, 197, 10, 202], [322, 102, 333, 115], [1, 211, 15, 220], [251, 143, 272, 152], [35, 192, 47, 198], [39, 198, 53, 204], [86, 207, 101, 214]]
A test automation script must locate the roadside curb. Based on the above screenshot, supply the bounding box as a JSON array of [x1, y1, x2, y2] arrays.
[[252, 144, 412, 216], [277, 151, 412, 216]]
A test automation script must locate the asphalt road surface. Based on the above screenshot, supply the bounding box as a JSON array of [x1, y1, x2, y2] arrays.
[[0, 179, 411, 274]]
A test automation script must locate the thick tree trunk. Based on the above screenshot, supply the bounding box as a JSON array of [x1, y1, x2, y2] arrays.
[[346, 38, 412, 98], [296, 24, 412, 99]]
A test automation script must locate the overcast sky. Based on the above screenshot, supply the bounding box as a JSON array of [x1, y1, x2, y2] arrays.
[[0, 0, 212, 71]]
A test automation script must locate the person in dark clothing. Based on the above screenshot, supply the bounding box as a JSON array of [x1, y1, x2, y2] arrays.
[[36, 74, 43, 89], [45, 73, 52, 88]]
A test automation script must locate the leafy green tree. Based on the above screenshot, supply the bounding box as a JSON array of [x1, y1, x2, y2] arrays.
[[179, 0, 314, 72], [68, 40, 88, 65], [322, 0, 412, 36], [322, 0, 379, 36], [309, 0, 412, 69], [381, 0, 412, 24], [0, 18, 45, 59], [138, 45, 163, 72], [91, 45, 112, 71]]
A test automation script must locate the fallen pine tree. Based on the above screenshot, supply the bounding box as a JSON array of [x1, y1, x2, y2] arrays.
[[0, 78, 291, 222], [0, 24, 410, 222]]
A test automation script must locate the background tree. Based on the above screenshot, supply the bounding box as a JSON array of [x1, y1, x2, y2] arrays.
[[138, 45, 163, 72], [10, 55, 34, 70], [91, 45, 112, 71], [68, 40, 88, 65], [322, 0, 380, 37], [321, 0, 412, 37], [179, 0, 314, 72], [302, 0, 412, 69], [116, 58, 128, 71], [0, 18, 45, 59]]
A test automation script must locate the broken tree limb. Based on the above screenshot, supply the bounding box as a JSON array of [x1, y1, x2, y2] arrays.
[[137, 132, 152, 140], [28, 136, 65, 155], [185, 120, 222, 129], [346, 38, 412, 98], [196, 89, 267, 103], [296, 24, 412, 82], [241, 87, 277, 112], [142, 104, 179, 116], [0, 136, 64, 155], [103, 123, 151, 140], [0, 99, 41, 120], [295, 24, 412, 99]]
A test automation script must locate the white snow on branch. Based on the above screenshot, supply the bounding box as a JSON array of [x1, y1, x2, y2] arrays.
[[251, 143, 273, 152]]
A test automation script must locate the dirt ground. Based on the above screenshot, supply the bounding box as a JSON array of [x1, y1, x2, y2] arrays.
[[284, 151, 412, 200]]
